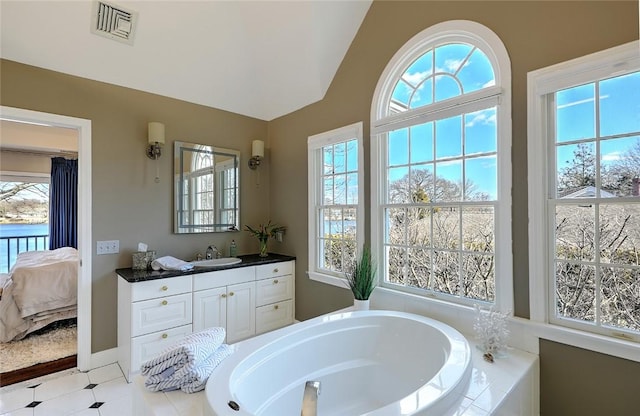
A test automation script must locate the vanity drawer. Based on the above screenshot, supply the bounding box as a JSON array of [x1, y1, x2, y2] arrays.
[[255, 261, 292, 280], [256, 300, 293, 334], [132, 293, 192, 337], [256, 274, 293, 307], [193, 267, 255, 291], [131, 275, 192, 302], [131, 324, 192, 374]]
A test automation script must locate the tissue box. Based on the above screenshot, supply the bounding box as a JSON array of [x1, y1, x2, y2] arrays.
[[132, 251, 156, 270]]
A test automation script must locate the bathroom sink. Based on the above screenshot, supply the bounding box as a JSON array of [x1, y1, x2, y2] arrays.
[[192, 258, 242, 268]]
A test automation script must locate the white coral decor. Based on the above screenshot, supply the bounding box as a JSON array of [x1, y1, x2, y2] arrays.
[[473, 305, 510, 361]]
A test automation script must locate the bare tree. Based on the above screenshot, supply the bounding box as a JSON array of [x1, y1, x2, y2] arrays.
[[558, 143, 596, 192], [0, 182, 49, 221], [555, 142, 640, 331]]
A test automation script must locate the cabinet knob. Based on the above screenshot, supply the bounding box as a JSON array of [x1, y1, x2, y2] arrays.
[[273, 279, 279, 284], [229, 292, 234, 296], [161, 300, 168, 306], [274, 305, 279, 310], [162, 333, 168, 339], [221, 293, 227, 298], [273, 268, 279, 273], [161, 285, 168, 291]]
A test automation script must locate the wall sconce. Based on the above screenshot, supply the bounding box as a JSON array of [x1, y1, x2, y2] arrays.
[[147, 122, 165, 159], [248, 139, 264, 170]]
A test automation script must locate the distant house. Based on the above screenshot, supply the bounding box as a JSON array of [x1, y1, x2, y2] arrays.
[[559, 185, 617, 199]]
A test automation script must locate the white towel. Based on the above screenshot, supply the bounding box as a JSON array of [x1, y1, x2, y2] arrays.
[[144, 343, 234, 393], [140, 327, 226, 376], [150, 256, 194, 271]]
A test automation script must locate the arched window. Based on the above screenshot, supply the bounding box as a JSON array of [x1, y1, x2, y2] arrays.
[[371, 21, 512, 311]]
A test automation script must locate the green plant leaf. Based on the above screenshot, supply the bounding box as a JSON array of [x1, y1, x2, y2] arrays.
[[346, 245, 377, 300]]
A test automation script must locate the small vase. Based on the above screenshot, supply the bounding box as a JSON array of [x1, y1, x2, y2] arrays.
[[353, 299, 370, 311], [259, 237, 268, 257]]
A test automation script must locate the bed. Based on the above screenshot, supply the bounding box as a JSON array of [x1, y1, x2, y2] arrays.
[[0, 247, 78, 343]]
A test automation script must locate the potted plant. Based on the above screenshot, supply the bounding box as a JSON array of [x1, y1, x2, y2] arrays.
[[245, 221, 286, 257], [346, 245, 376, 310]]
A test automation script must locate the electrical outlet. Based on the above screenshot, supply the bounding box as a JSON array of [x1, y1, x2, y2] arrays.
[[97, 240, 119, 255]]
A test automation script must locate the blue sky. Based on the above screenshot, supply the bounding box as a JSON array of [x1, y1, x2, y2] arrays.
[[386, 43, 499, 201], [387, 109, 498, 201], [555, 71, 640, 188], [387, 42, 640, 202]]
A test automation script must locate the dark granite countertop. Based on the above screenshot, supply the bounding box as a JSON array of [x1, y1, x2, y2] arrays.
[[116, 253, 296, 283]]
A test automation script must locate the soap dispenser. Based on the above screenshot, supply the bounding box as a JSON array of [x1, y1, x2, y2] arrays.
[[229, 240, 237, 257]]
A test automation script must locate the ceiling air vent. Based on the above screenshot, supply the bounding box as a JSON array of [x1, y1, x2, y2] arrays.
[[91, 1, 137, 45]]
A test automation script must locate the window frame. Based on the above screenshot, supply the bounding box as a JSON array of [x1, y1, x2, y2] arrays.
[[371, 20, 513, 313], [528, 40, 640, 358], [215, 157, 238, 228], [307, 122, 364, 287]]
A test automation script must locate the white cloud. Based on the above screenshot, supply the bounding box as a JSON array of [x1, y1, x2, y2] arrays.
[[436, 159, 461, 167], [602, 151, 624, 162], [482, 80, 495, 88], [465, 110, 496, 127], [403, 71, 430, 87], [444, 58, 466, 73], [556, 95, 609, 110]]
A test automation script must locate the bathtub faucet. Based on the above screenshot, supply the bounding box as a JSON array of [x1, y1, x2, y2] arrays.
[[301, 380, 321, 416]]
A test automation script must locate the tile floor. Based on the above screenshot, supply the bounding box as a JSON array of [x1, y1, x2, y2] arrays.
[[0, 364, 134, 416]]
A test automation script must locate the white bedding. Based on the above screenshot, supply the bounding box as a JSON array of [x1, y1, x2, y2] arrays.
[[0, 247, 78, 343]]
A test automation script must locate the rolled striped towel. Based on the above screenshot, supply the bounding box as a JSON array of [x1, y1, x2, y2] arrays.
[[140, 327, 225, 376], [145, 343, 235, 393]]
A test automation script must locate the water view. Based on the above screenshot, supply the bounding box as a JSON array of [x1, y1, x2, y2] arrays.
[[0, 223, 49, 273]]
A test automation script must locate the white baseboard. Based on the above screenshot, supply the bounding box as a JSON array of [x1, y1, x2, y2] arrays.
[[90, 348, 118, 370]]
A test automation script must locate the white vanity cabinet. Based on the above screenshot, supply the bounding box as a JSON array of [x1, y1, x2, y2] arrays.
[[255, 262, 295, 334], [192, 267, 257, 344], [117, 258, 294, 382], [117, 275, 193, 382]]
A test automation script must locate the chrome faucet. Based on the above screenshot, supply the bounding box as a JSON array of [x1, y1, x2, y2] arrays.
[[206, 245, 218, 260], [301, 380, 320, 416]]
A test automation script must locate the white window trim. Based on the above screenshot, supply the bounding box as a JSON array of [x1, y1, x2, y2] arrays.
[[307, 122, 364, 287], [528, 40, 640, 362], [370, 20, 513, 314]]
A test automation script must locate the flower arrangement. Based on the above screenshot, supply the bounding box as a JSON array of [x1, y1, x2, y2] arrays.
[[473, 305, 510, 362], [245, 221, 286, 257]]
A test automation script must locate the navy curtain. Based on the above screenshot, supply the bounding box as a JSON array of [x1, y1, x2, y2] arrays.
[[49, 157, 78, 249]]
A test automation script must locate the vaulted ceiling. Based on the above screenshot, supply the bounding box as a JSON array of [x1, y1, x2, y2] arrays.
[[0, 0, 372, 121]]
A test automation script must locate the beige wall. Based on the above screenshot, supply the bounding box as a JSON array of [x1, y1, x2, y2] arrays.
[[1, 151, 51, 177], [268, 1, 639, 414], [0, 120, 78, 177], [1, 59, 272, 352], [1, 120, 78, 152]]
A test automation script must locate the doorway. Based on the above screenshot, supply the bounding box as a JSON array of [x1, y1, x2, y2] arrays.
[[0, 106, 92, 380]]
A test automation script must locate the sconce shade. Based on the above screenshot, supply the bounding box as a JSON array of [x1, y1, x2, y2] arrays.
[[248, 139, 264, 170], [148, 122, 165, 144], [251, 140, 264, 158]]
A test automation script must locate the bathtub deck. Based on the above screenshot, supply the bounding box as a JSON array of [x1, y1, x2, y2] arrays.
[[132, 339, 538, 416]]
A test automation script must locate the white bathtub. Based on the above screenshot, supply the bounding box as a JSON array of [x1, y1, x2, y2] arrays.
[[204, 310, 472, 416]]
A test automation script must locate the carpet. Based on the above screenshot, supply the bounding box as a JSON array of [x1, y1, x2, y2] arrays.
[[0, 319, 77, 373]]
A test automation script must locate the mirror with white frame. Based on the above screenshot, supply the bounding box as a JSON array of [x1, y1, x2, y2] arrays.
[[174, 141, 240, 233]]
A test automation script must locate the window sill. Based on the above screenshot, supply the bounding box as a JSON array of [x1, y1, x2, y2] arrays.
[[307, 270, 349, 290]]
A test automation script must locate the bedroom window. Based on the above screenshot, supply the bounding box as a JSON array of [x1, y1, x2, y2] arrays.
[[307, 122, 364, 286], [528, 41, 640, 343], [371, 21, 512, 311], [0, 177, 50, 272]]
